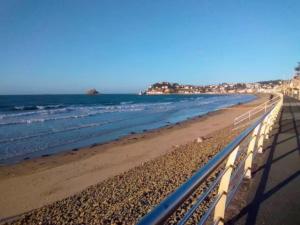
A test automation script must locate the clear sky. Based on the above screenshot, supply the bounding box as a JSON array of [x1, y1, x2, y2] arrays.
[[0, 0, 299, 94]]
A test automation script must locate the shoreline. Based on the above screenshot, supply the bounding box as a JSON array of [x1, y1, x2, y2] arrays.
[[0, 93, 256, 166], [0, 94, 256, 167], [0, 106, 234, 175], [0, 109, 224, 166], [0, 94, 269, 220]]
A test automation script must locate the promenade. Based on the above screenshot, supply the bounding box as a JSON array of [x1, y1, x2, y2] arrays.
[[227, 96, 300, 225]]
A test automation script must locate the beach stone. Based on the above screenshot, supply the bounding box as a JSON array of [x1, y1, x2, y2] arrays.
[[196, 137, 204, 143], [7, 126, 242, 225]]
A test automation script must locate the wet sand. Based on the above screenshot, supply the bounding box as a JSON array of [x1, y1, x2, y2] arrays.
[[0, 94, 269, 222]]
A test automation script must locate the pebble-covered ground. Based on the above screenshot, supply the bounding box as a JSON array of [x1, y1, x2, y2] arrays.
[[7, 125, 243, 225]]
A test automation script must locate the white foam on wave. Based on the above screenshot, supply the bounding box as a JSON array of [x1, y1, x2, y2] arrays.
[[120, 101, 134, 105], [37, 104, 63, 109], [14, 106, 25, 110], [0, 94, 257, 162], [0, 96, 254, 127], [0, 102, 174, 126]]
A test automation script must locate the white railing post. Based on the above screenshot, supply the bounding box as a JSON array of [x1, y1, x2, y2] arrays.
[[244, 124, 261, 179], [256, 115, 269, 154], [265, 102, 267, 112], [257, 94, 283, 153], [266, 114, 275, 136], [233, 95, 281, 128], [264, 112, 274, 140], [269, 102, 280, 131], [214, 146, 239, 225]]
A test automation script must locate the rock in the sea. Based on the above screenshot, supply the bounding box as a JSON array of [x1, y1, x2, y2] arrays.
[[86, 88, 99, 95]]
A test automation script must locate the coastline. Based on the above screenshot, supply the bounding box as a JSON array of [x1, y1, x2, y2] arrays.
[[0, 94, 269, 221], [0, 93, 256, 165]]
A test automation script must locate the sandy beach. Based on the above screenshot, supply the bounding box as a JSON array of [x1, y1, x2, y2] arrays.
[[0, 94, 269, 223]]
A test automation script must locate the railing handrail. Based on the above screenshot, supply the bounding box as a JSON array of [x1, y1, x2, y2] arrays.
[[234, 95, 280, 127], [235, 95, 280, 122], [137, 107, 274, 225]]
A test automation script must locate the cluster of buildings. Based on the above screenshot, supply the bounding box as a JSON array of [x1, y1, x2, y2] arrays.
[[142, 81, 282, 95], [282, 62, 300, 98], [140, 62, 300, 96]]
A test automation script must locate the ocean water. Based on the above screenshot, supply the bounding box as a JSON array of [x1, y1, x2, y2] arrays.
[[0, 94, 256, 164]]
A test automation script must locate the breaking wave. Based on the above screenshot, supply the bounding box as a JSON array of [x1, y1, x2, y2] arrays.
[[0, 102, 173, 126], [0, 94, 257, 163], [13, 104, 64, 111]]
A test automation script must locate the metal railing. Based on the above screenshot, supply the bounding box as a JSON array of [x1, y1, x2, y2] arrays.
[[233, 95, 281, 129], [138, 94, 283, 225]]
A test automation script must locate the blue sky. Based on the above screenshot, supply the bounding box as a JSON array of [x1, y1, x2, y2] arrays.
[[0, 0, 299, 94]]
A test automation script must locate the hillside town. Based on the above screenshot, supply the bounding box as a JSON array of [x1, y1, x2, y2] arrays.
[[142, 63, 300, 96], [141, 80, 283, 95]]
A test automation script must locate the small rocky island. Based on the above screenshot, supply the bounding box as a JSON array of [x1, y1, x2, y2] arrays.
[[86, 88, 99, 95]]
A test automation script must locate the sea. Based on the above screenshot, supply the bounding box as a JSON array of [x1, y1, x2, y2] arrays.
[[0, 94, 256, 164]]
